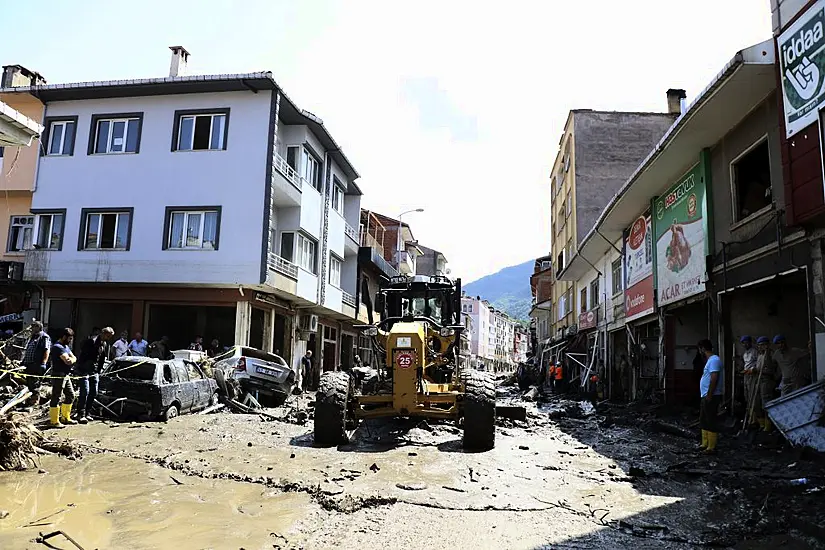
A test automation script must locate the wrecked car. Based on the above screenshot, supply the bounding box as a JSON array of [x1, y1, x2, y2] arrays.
[[98, 356, 219, 420], [212, 347, 295, 405]]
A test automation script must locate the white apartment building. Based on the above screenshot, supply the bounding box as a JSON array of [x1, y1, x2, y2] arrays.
[[2, 48, 363, 373], [461, 294, 518, 372]]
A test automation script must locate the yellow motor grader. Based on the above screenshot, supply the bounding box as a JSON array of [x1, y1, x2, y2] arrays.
[[313, 275, 496, 450]]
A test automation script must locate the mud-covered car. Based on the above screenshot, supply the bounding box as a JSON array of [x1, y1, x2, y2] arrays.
[[98, 356, 219, 420], [212, 347, 295, 405]]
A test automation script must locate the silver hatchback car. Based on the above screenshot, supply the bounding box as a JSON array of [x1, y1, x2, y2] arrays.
[[213, 347, 295, 404]]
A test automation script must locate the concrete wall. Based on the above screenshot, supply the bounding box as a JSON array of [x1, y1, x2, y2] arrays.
[[327, 208, 345, 258], [772, 0, 811, 34], [709, 93, 783, 252], [573, 111, 675, 248], [27, 90, 271, 284]]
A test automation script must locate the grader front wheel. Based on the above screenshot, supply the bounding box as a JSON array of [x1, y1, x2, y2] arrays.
[[314, 371, 352, 446], [462, 370, 496, 451]]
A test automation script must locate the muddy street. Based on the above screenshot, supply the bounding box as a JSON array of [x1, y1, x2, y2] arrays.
[[1, 389, 823, 550]]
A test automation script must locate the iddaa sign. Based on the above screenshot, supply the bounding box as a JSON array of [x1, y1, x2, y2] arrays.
[[779, 0, 825, 137]]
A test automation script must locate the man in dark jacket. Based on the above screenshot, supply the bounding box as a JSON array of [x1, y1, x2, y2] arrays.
[[22, 321, 51, 406], [75, 326, 114, 423]]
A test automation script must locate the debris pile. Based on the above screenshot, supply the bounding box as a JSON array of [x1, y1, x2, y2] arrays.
[[0, 411, 42, 471]]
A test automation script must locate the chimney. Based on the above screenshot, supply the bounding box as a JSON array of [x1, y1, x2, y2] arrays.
[[1, 65, 46, 88], [666, 88, 687, 115], [169, 46, 191, 78]]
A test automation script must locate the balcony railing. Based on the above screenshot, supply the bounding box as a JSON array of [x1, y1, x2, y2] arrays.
[[342, 291, 356, 308], [273, 152, 303, 191], [268, 253, 298, 280], [345, 222, 358, 243]]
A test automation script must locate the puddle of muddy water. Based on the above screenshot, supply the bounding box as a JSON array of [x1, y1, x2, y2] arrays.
[[0, 454, 309, 550]]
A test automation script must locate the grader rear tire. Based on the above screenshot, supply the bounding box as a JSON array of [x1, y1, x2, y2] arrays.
[[463, 370, 496, 451], [314, 371, 352, 446]]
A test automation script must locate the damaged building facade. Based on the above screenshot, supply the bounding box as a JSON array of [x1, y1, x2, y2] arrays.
[[550, 30, 823, 404], [0, 49, 364, 376]]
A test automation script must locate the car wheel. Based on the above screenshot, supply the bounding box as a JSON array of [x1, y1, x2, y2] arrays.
[[163, 404, 180, 421], [210, 392, 220, 407]]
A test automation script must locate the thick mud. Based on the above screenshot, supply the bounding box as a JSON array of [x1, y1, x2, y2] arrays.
[[1, 390, 823, 549]]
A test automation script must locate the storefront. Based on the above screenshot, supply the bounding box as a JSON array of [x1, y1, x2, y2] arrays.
[[41, 285, 294, 354]]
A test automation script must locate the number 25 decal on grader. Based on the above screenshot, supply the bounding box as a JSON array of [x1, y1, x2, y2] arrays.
[[313, 275, 497, 450]]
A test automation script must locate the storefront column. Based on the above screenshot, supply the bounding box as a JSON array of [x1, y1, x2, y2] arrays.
[[235, 301, 251, 347], [263, 308, 275, 353], [811, 239, 825, 381]]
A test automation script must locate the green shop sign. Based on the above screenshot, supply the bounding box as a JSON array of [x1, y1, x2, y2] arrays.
[[779, 0, 825, 137], [652, 152, 712, 307]]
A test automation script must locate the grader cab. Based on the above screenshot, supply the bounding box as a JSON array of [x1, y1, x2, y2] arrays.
[[313, 275, 496, 450]]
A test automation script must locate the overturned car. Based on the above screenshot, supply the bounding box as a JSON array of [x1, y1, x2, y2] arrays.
[[98, 356, 219, 420]]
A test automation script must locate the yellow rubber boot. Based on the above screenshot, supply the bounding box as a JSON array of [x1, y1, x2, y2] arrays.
[[60, 404, 77, 425], [705, 432, 718, 453], [698, 430, 708, 449], [49, 407, 64, 428]]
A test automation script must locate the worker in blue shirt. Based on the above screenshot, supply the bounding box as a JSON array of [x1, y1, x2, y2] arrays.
[[697, 338, 724, 454]]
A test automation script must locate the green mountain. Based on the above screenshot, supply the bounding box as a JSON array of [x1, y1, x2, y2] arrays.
[[463, 260, 533, 322]]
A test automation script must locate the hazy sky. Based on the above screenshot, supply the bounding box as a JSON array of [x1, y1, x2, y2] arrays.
[[3, 1, 772, 281]]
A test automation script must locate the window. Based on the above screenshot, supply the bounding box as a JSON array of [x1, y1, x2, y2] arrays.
[[731, 138, 772, 222], [297, 233, 317, 273], [286, 146, 300, 170], [80, 209, 131, 250], [589, 278, 600, 309], [611, 258, 623, 296], [580, 288, 587, 313], [173, 110, 229, 151], [7, 216, 33, 252], [89, 113, 142, 154], [44, 117, 77, 156], [303, 149, 322, 191], [165, 208, 220, 250], [32, 211, 65, 250], [332, 179, 344, 214], [329, 255, 342, 287], [280, 232, 295, 262], [566, 191, 572, 217]]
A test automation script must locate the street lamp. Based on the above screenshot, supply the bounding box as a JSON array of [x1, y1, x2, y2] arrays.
[[397, 208, 424, 269]]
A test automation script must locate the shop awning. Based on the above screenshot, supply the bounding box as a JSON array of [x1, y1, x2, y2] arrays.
[[0, 100, 43, 147], [557, 38, 776, 282]]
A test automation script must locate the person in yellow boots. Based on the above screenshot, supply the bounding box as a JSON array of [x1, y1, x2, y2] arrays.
[[697, 339, 724, 454], [48, 328, 77, 429]]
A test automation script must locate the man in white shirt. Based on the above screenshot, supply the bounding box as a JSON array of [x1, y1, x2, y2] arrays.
[[112, 331, 129, 358], [739, 336, 759, 427]]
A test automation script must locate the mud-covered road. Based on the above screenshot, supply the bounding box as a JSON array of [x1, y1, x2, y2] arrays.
[[1, 389, 824, 549]]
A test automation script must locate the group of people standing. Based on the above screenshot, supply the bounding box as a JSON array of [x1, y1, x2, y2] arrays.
[[21, 322, 115, 427], [18, 322, 231, 428]]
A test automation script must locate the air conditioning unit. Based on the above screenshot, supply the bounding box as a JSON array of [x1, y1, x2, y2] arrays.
[[301, 314, 319, 332]]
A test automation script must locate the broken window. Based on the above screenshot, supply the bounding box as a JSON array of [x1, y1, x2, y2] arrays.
[[82, 210, 130, 250], [731, 139, 772, 222], [176, 111, 228, 151]]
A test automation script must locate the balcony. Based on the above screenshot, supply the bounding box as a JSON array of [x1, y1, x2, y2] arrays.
[[342, 290, 356, 308], [395, 250, 415, 275], [345, 222, 358, 243], [271, 151, 303, 207], [267, 253, 298, 280]]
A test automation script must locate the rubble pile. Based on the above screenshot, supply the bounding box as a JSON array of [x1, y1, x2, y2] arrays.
[[0, 411, 41, 471]]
